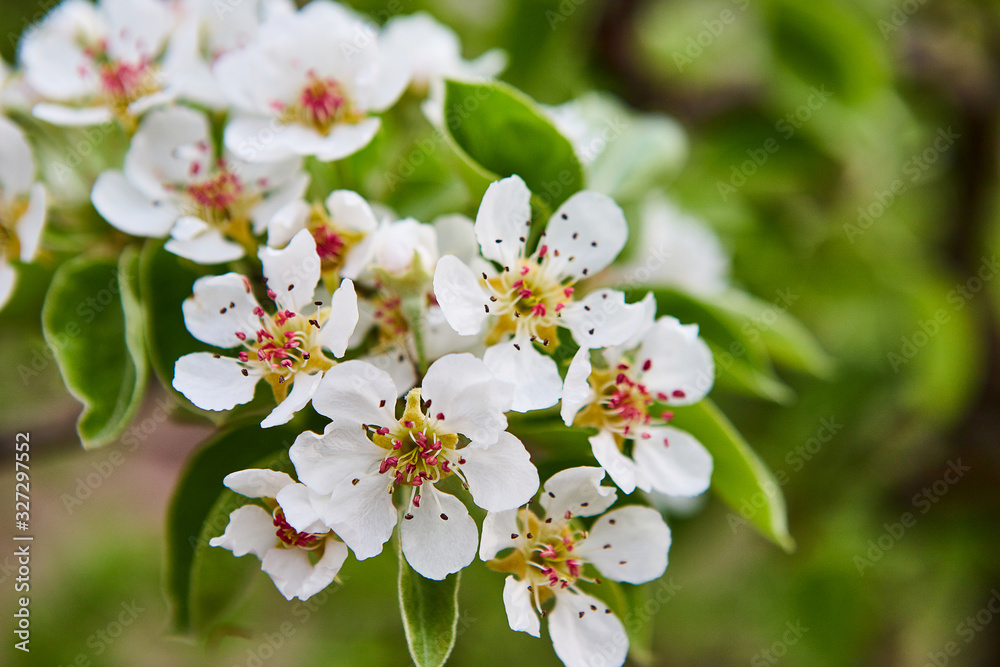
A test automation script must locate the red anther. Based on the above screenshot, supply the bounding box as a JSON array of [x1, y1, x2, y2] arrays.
[[429, 440, 442, 451], [512, 279, 524, 289], [395, 471, 405, 484], [253, 306, 265, 317], [519, 265, 530, 276], [425, 456, 438, 466], [539, 545, 558, 559], [656, 392, 668, 401], [392, 440, 403, 449], [412, 477, 423, 487], [412, 494, 421, 507], [441, 460, 451, 473], [563, 286, 575, 298], [537, 244, 548, 258], [436, 412, 445, 420], [457, 457, 466, 465], [642, 359, 652, 371], [672, 389, 686, 398], [564, 510, 572, 519], [617, 363, 630, 370], [641, 432, 651, 439], [379, 457, 398, 474], [531, 303, 547, 317], [663, 437, 670, 447], [554, 303, 565, 312], [376, 427, 390, 436], [403, 420, 414, 428], [238, 351, 249, 362], [266, 288, 277, 300], [280, 359, 293, 368], [235, 331, 246, 341], [661, 411, 674, 421], [518, 288, 532, 298]]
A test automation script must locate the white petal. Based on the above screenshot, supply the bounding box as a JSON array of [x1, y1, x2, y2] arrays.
[[17, 184, 47, 262], [316, 279, 359, 358], [617, 292, 658, 351], [549, 590, 628, 667], [224, 468, 294, 499], [0, 262, 16, 310], [461, 432, 538, 512], [326, 189, 379, 233], [182, 273, 261, 348], [362, 347, 418, 398], [266, 199, 309, 248], [432, 214, 478, 263], [209, 505, 277, 558], [589, 431, 640, 495], [561, 289, 652, 349], [275, 482, 328, 534], [422, 353, 511, 444], [544, 190, 628, 280], [475, 175, 531, 267], [321, 474, 397, 560], [401, 486, 477, 580], [577, 505, 670, 584], [540, 467, 617, 520], [125, 105, 213, 197], [296, 537, 349, 599], [483, 339, 562, 412], [32, 104, 114, 126], [259, 228, 320, 312], [261, 547, 316, 600], [632, 427, 713, 497], [502, 576, 540, 638], [289, 421, 384, 495], [260, 370, 324, 428], [312, 119, 382, 161], [432, 255, 491, 336], [91, 171, 178, 237], [0, 117, 34, 194], [560, 347, 593, 427], [311, 360, 398, 425], [249, 171, 311, 234], [172, 353, 259, 411], [479, 508, 520, 561], [637, 317, 715, 405], [165, 226, 246, 264]]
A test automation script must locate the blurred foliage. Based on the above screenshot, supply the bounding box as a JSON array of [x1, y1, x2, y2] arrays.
[[2, 0, 999, 666]]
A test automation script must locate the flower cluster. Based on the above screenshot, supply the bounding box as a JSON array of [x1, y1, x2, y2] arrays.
[[1, 2, 740, 666]]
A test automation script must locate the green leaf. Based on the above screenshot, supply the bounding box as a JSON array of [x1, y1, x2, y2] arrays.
[[709, 341, 795, 405], [165, 418, 303, 634], [669, 399, 795, 552], [398, 545, 461, 667], [714, 291, 835, 379], [443, 79, 584, 209], [41, 249, 147, 449]]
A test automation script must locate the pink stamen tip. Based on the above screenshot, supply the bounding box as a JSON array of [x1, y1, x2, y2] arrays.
[[512, 279, 524, 289], [412, 494, 421, 507], [616, 373, 628, 385], [436, 412, 445, 420], [663, 437, 670, 447], [564, 510, 572, 519], [519, 288, 533, 299], [554, 303, 565, 312], [563, 286, 575, 298], [642, 359, 653, 371], [661, 411, 674, 421], [540, 545, 557, 559], [395, 471, 405, 484], [519, 265, 530, 276], [238, 351, 249, 362], [392, 440, 402, 450], [235, 331, 246, 341], [253, 307, 265, 317], [538, 244, 549, 258], [657, 392, 668, 401], [672, 389, 686, 398], [403, 420, 414, 428], [376, 427, 390, 436], [412, 477, 423, 487], [641, 432, 651, 439], [266, 289, 277, 300], [531, 303, 547, 317]]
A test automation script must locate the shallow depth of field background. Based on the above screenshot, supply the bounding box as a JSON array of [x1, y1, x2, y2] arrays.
[[2, 0, 1000, 665]]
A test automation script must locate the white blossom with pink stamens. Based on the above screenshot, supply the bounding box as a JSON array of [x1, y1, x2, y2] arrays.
[[214, 0, 409, 163], [19, 0, 185, 127], [172, 229, 359, 427], [561, 316, 715, 496], [480, 467, 670, 667], [0, 117, 47, 309], [92, 105, 307, 264], [288, 353, 539, 580], [433, 175, 654, 412]]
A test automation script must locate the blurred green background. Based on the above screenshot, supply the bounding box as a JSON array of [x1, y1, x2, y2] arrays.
[[2, 0, 999, 665]]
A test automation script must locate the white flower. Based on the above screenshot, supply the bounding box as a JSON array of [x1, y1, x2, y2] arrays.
[[289, 353, 539, 580], [433, 175, 653, 411], [165, 0, 295, 110], [561, 316, 715, 495], [92, 105, 307, 264], [381, 12, 506, 93], [215, 0, 409, 163], [172, 229, 359, 427], [605, 194, 730, 298], [480, 467, 671, 667], [0, 117, 47, 309], [19, 0, 181, 127], [267, 189, 377, 281], [209, 468, 349, 601]]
